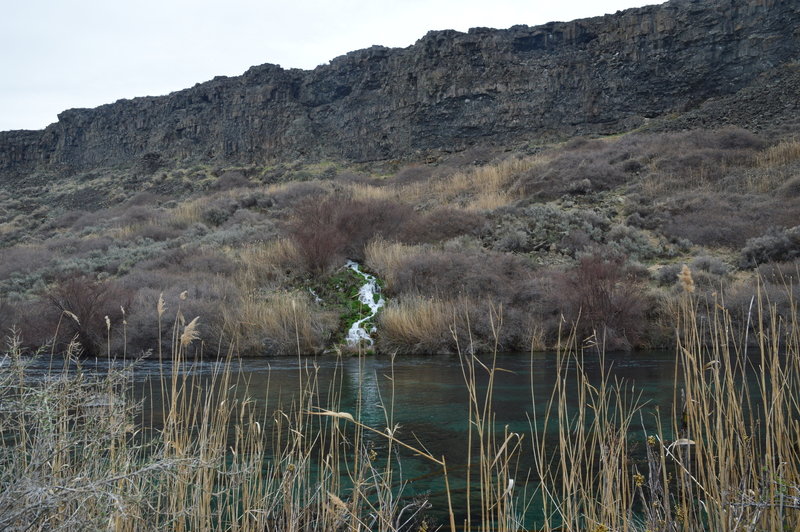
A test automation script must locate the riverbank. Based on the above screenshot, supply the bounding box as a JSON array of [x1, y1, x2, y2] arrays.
[[1, 287, 798, 530], [0, 130, 798, 357]]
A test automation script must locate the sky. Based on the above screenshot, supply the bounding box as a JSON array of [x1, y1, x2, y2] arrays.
[[0, 0, 660, 132]]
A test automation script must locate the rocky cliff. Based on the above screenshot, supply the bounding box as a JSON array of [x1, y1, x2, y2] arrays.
[[1, 0, 798, 177]]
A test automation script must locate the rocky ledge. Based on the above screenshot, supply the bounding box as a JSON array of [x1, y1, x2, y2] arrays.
[[1, 0, 798, 178]]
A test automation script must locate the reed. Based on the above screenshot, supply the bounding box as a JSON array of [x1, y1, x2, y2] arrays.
[[0, 316, 432, 530], [530, 278, 800, 531], [2, 273, 798, 530], [457, 305, 526, 531]]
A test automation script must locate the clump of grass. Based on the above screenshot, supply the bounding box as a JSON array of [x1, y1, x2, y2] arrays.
[[756, 138, 800, 168], [223, 290, 334, 356], [234, 238, 300, 290], [378, 295, 461, 354], [344, 154, 541, 212], [169, 198, 205, 227], [364, 238, 425, 292]]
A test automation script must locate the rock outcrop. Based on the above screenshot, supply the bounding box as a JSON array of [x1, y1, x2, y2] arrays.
[[1, 0, 798, 178]]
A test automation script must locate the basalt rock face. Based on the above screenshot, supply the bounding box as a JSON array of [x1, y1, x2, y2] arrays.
[[1, 0, 799, 178]]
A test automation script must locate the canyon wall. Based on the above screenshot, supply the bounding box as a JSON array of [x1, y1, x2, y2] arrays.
[[1, 0, 798, 177]]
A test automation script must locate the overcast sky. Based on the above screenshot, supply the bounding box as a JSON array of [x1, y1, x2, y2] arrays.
[[0, 0, 660, 132]]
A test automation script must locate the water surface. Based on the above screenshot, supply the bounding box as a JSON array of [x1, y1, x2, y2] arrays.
[[37, 350, 683, 527]]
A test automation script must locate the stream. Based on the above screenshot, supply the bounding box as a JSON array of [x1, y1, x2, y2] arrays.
[[344, 260, 385, 347]]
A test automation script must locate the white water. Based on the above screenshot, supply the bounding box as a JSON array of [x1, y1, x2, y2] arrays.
[[345, 260, 385, 347]]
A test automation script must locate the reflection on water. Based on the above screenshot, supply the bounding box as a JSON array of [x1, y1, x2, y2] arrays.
[[20, 350, 682, 526]]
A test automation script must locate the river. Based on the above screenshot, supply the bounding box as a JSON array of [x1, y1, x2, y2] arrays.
[[19, 349, 683, 527]]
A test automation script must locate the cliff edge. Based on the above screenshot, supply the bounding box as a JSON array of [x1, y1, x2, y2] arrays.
[[1, 0, 798, 177]]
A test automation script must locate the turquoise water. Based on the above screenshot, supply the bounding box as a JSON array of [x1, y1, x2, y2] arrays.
[[24, 350, 683, 527], [153, 351, 681, 527]]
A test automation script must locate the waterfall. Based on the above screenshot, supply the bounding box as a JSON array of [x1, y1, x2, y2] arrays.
[[345, 260, 385, 347]]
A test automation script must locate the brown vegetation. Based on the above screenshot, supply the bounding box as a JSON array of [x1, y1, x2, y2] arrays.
[[0, 125, 798, 355]]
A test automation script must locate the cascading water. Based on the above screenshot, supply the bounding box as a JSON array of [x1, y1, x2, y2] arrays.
[[345, 260, 385, 347]]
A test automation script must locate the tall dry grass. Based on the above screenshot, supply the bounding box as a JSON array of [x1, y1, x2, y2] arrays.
[[234, 238, 300, 291], [531, 274, 800, 531], [222, 240, 335, 356], [756, 139, 800, 168], [169, 198, 205, 227], [364, 238, 425, 292], [223, 290, 334, 356], [378, 295, 461, 354], [0, 314, 437, 531], [347, 155, 544, 211]]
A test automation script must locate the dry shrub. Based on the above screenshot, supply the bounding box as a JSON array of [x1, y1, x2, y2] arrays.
[[224, 291, 334, 356], [389, 249, 531, 302], [658, 192, 787, 248], [120, 270, 239, 356], [48, 275, 133, 357], [400, 207, 486, 244], [333, 197, 413, 258], [515, 128, 765, 199], [138, 247, 237, 275], [288, 195, 415, 276], [211, 170, 252, 190], [115, 223, 182, 242], [1, 298, 58, 349], [287, 198, 348, 276], [720, 270, 800, 344], [44, 236, 115, 255], [0, 298, 18, 339], [0, 245, 51, 280], [778, 175, 800, 198], [267, 181, 329, 208], [557, 252, 651, 351], [756, 260, 800, 285], [739, 226, 800, 268], [391, 164, 436, 185], [70, 204, 166, 233]]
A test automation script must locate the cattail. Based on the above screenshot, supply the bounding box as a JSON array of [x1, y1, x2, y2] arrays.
[[104, 315, 111, 331], [678, 264, 695, 293], [157, 293, 166, 318], [180, 316, 201, 347], [64, 310, 80, 324]]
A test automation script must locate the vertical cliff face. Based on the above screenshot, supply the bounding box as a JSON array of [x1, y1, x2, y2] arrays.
[[1, 0, 798, 177]]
